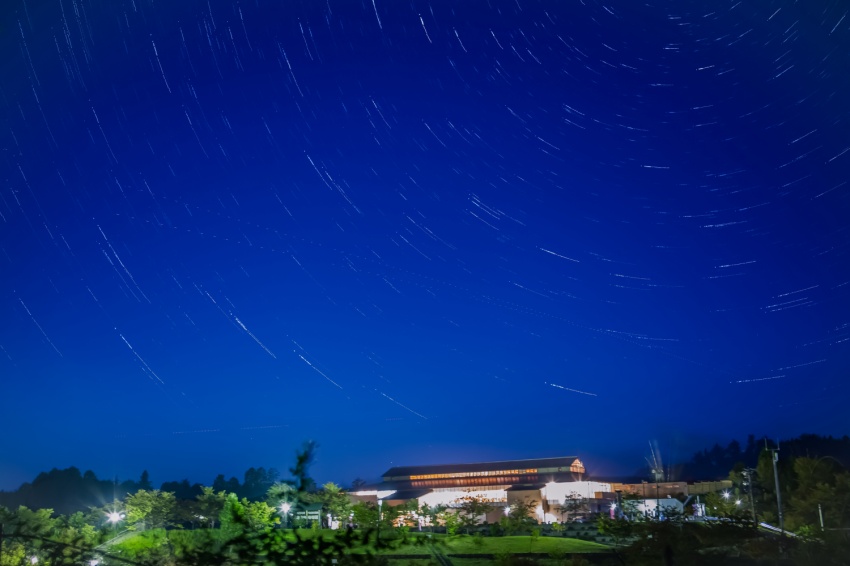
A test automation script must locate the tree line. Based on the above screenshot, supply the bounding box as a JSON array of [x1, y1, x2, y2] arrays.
[[0, 442, 409, 565], [0, 466, 286, 516], [621, 433, 850, 533], [676, 433, 850, 481]]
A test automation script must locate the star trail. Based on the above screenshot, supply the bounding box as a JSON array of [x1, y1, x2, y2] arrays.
[[1, 0, 848, 489]]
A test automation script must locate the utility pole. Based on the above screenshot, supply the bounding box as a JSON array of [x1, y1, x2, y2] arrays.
[[769, 446, 784, 536]]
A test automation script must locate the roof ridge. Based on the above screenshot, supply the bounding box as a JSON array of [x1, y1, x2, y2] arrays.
[[383, 456, 581, 476]]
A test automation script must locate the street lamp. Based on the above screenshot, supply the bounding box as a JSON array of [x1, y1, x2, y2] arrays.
[[105, 511, 125, 542], [279, 502, 291, 528]]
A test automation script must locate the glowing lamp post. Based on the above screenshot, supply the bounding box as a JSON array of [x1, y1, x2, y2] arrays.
[[279, 502, 292, 529], [105, 510, 125, 541]]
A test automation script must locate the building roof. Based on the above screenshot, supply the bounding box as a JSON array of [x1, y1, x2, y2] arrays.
[[382, 456, 584, 481]]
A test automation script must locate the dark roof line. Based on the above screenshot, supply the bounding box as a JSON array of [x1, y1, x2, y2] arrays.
[[383, 456, 581, 479]]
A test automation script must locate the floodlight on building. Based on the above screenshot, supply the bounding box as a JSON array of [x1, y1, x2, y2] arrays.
[[351, 489, 396, 498]]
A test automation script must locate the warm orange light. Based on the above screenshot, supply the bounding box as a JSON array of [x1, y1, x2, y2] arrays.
[[409, 468, 537, 480]]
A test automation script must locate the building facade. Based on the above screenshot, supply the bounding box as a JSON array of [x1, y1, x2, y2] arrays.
[[351, 456, 735, 525], [352, 456, 613, 524]]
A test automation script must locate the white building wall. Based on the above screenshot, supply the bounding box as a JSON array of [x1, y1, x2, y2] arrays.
[[540, 481, 612, 503], [417, 487, 508, 509]]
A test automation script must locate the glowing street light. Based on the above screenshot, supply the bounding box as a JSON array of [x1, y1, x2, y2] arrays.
[[279, 502, 292, 528], [722, 491, 731, 501], [106, 511, 125, 524]]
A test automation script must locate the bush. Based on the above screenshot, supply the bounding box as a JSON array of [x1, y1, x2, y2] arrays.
[[443, 513, 459, 536], [551, 522, 564, 534]]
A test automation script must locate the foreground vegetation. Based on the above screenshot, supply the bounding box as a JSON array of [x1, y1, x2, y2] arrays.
[[5, 503, 849, 565], [2, 435, 850, 564]]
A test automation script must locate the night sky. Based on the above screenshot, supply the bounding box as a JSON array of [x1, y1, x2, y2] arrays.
[[2, 0, 849, 491]]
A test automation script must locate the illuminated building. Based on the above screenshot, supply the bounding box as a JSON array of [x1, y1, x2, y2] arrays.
[[352, 456, 614, 524]]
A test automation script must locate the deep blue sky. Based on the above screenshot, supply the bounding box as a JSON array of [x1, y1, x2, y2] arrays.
[[1, 0, 849, 491]]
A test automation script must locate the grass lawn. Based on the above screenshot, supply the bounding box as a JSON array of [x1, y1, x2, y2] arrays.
[[112, 529, 610, 563], [384, 533, 610, 555]]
